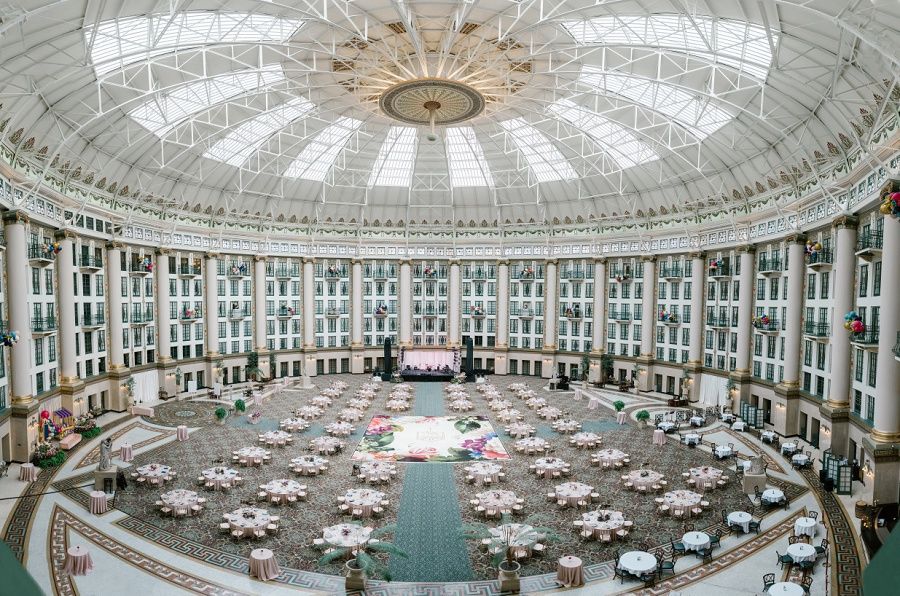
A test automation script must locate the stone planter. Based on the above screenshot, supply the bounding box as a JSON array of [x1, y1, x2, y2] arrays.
[[345, 559, 366, 591], [498, 560, 521, 593]]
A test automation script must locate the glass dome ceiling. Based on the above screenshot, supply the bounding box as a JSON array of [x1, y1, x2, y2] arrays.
[[0, 0, 897, 229]]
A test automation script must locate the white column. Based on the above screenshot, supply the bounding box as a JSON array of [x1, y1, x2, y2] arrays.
[[350, 259, 364, 348], [4, 213, 33, 404], [54, 230, 77, 385], [640, 256, 656, 357], [687, 252, 705, 365], [253, 256, 267, 353], [105, 242, 125, 370], [155, 249, 171, 362], [734, 246, 755, 373], [204, 253, 219, 357], [303, 258, 315, 349], [591, 258, 607, 354], [495, 260, 509, 347], [448, 260, 461, 347], [827, 217, 858, 408], [542, 260, 558, 349], [872, 213, 900, 443], [781, 237, 806, 387], [399, 259, 412, 346]]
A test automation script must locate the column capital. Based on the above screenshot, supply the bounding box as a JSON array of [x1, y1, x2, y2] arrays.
[[689, 250, 706, 259], [784, 233, 807, 245], [640, 255, 657, 263], [735, 244, 756, 254], [496, 258, 510, 266], [448, 259, 460, 266], [350, 257, 364, 265], [2, 209, 29, 225], [254, 254, 267, 262], [832, 214, 859, 230], [544, 258, 558, 265], [205, 251, 220, 260], [155, 247, 172, 256], [302, 256, 315, 264], [53, 228, 77, 242], [593, 256, 607, 264], [105, 240, 125, 251], [398, 258, 413, 265]]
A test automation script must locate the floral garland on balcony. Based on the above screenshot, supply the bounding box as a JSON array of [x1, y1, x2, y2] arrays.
[[42, 241, 62, 255], [182, 307, 198, 319], [880, 191, 900, 218], [658, 309, 677, 323], [843, 311, 866, 334], [520, 266, 534, 279], [139, 256, 154, 272], [708, 258, 722, 272], [752, 314, 771, 328], [2, 330, 18, 346], [471, 305, 485, 316]]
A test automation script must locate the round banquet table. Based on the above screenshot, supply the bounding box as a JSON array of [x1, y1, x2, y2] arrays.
[[18, 463, 38, 482], [515, 437, 550, 454], [263, 479, 305, 501], [202, 467, 239, 489], [663, 490, 702, 516], [533, 457, 569, 478], [714, 445, 733, 458], [690, 466, 723, 488], [690, 416, 704, 427], [727, 511, 752, 533], [553, 419, 581, 434], [324, 523, 372, 548], [582, 510, 624, 539], [794, 516, 817, 538], [161, 489, 199, 514], [280, 418, 310, 432], [616, 411, 627, 424], [557, 555, 584, 587], [358, 461, 395, 483], [63, 545, 94, 576], [343, 488, 385, 517], [626, 469, 664, 490], [176, 425, 189, 441], [385, 399, 410, 412], [768, 583, 805, 596], [136, 463, 171, 481], [488, 523, 539, 556], [223, 507, 271, 537], [339, 408, 365, 421], [555, 482, 593, 506], [490, 399, 513, 411], [89, 491, 108, 514], [525, 397, 547, 409], [236, 447, 269, 465], [347, 398, 371, 410], [310, 437, 344, 454], [652, 429, 667, 445], [325, 422, 354, 437], [497, 409, 523, 423], [781, 442, 798, 454], [787, 543, 817, 563], [593, 448, 627, 466], [449, 400, 474, 412], [259, 431, 292, 446], [249, 548, 280, 581], [657, 421, 676, 432], [296, 406, 323, 419], [761, 488, 786, 504], [617, 551, 657, 576], [570, 432, 601, 448], [538, 407, 563, 420], [792, 453, 810, 466], [477, 489, 518, 513], [310, 396, 332, 408], [682, 531, 710, 552], [292, 455, 329, 475], [505, 423, 535, 438], [683, 433, 701, 445], [119, 444, 133, 462], [466, 462, 503, 484]]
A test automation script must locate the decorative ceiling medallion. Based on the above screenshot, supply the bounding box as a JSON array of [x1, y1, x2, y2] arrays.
[[380, 79, 485, 126]]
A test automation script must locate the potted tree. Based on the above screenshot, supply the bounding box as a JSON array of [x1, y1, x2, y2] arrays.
[[214, 407, 228, 425], [613, 400, 626, 412], [580, 351, 590, 382], [233, 399, 246, 416], [246, 351, 262, 383], [317, 523, 406, 591], [635, 410, 651, 426]]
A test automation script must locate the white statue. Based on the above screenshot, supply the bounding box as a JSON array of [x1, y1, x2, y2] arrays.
[[748, 455, 766, 475], [98, 438, 113, 471]]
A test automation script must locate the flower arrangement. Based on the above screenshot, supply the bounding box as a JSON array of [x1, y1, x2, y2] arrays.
[[752, 314, 771, 328], [43, 241, 63, 255], [2, 330, 19, 346], [249, 411, 262, 423], [471, 305, 485, 316], [658, 309, 677, 323], [182, 307, 197, 319], [520, 266, 534, 279], [880, 191, 900, 218], [375, 304, 387, 315], [32, 443, 66, 468], [327, 264, 340, 275], [74, 416, 102, 439], [804, 240, 823, 258], [843, 311, 866, 334]]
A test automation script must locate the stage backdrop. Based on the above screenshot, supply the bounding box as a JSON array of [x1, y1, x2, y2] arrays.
[[401, 349, 457, 371]]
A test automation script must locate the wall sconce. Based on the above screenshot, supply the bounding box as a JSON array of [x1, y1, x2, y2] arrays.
[[822, 425, 831, 434], [776, 403, 785, 409]]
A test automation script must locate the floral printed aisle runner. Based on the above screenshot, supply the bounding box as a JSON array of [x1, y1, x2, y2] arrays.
[[352, 415, 510, 462]]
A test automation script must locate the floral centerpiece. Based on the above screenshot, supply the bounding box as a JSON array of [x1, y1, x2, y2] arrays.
[[32, 443, 66, 468], [2, 330, 19, 346], [74, 415, 102, 439], [880, 191, 900, 218], [843, 311, 866, 334], [752, 314, 771, 329], [658, 309, 677, 323]]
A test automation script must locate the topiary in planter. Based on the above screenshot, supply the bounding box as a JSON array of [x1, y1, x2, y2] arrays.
[[215, 407, 228, 421], [234, 399, 246, 413], [635, 410, 651, 424], [78, 426, 103, 439], [613, 400, 626, 412]]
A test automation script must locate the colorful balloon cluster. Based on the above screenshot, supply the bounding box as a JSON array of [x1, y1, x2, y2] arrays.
[[709, 258, 721, 270], [843, 311, 866, 333], [1, 331, 18, 346], [659, 309, 677, 322], [140, 256, 154, 272], [880, 191, 900, 218], [753, 314, 771, 328], [805, 240, 822, 256], [43, 241, 63, 255]]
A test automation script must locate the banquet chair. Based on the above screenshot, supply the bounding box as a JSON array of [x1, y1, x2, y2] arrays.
[[789, 535, 800, 545], [762, 573, 776, 591], [219, 523, 230, 533], [671, 541, 686, 556], [776, 550, 793, 569], [748, 519, 761, 533], [253, 529, 267, 539], [266, 524, 279, 535], [231, 529, 244, 539], [160, 507, 172, 516], [658, 556, 676, 578], [616, 529, 629, 540], [196, 476, 205, 486], [815, 538, 828, 557], [190, 504, 203, 515], [801, 576, 813, 594], [798, 560, 815, 573]]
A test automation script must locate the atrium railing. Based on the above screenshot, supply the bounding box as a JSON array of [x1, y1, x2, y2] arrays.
[[856, 231, 883, 252], [850, 330, 880, 345], [803, 322, 830, 337]]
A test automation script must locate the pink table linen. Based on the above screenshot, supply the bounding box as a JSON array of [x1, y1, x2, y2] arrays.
[[119, 444, 133, 462], [557, 555, 584, 587], [223, 507, 271, 537], [652, 429, 667, 445], [466, 462, 503, 485], [663, 490, 703, 516], [358, 461, 396, 483], [570, 432, 601, 448], [343, 488, 386, 517], [616, 411, 627, 424], [202, 467, 239, 489], [176, 425, 189, 441], [89, 491, 108, 514], [554, 482, 593, 507], [18, 463, 38, 482], [235, 447, 269, 466], [292, 456, 329, 476], [249, 548, 281, 581], [625, 469, 664, 490], [63, 546, 94, 576], [592, 449, 628, 466]]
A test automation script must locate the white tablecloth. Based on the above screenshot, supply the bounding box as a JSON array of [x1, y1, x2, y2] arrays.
[[310, 437, 344, 454], [476, 489, 519, 513], [593, 449, 628, 466], [781, 442, 798, 454], [690, 416, 704, 426], [684, 433, 701, 445], [323, 523, 371, 548], [618, 551, 657, 575], [794, 517, 817, 538], [768, 583, 805, 596], [555, 482, 593, 506], [657, 421, 676, 432], [291, 456, 328, 475], [136, 464, 171, 481], [570, 432, 601, 448], [236, 447, 269, 465], [792, 454, 810, 466], [533, 458, 569, 477], [732, 421, 746, 431], [715, 445, 733, 458], [358, 461, 395, 483], [506, 423, 535, 438], [727, 511, 752, 533], [515, 438, 550, 453], [280, 418, 310, 432], [552, 419, 581, 434], [263, 479, 305, 501], [787, 543, 817, 563], [682, 531, 710, 552], [161, 489, 199, 512], [325, 422, 354, 437], [761, 488, 785, 504]]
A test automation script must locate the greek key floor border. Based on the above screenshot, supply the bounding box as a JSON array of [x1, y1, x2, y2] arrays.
[[74, 421, 176, 469]]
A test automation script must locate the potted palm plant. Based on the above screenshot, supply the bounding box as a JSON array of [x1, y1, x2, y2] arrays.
[[317, 523, 406, 591], [214, 407, 228, 425]]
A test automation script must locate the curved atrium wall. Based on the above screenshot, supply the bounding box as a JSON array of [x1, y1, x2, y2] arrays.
[[0, 138, 898, 501]]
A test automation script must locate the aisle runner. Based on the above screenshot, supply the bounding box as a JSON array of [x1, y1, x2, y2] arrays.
[[390, 383, 474, 582]]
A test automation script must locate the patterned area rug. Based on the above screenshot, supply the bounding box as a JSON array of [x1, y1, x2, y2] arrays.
[[148, 401, 222, 427]]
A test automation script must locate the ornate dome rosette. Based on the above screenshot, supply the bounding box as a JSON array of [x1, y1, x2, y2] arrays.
[[379, 79, 485, 126]]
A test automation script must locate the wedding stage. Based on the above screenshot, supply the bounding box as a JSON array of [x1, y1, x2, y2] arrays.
[[399, 348, 460, 381]]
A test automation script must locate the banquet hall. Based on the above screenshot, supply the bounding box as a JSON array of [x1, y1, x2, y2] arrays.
[[0, 0, 897, 594]]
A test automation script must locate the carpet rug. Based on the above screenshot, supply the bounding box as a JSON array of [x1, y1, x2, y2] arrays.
[[352, 415, 510, 463]]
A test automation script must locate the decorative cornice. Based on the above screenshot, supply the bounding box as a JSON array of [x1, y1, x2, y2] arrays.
[[2, 209, 29, 225], [105, 240, 124, 251], [640, 255, 657, 263], [832, 214, 859, 229], [784, 233, 807, 245], [735, 244, 757, 254]]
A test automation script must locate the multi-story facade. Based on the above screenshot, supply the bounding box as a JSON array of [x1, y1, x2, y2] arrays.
[[607, 257, 642, 359], [73, 238, 107, 381], [655, 256, 691, 367], [704, 250, 740, 373], [557, 259, 593, 370], [412, 261, 448, 346], [315, 260, 350, 349], [265, 258, 302, 353], [752, 241, 788, 384], [461, 261, 496, 349], [363, 260, 398, 348]]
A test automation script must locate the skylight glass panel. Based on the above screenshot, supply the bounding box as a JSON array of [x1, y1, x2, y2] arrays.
[[579, 67, 734, 138], [369, 126, 417, 187], [445, 127, 492, 187], [129, 65, 284, 137], [499, 118, 577, 183], [549, 99, 659, 169], [560, 15, 776, 80], [203, 97, 314, 166], [284, 117, 363, 181], [86, 12, 303, 76]]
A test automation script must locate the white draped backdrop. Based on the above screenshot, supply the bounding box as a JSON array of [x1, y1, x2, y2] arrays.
[[133, 369, 159, 403], [401, 350, 457, 371], [698, 375, 728, 407]]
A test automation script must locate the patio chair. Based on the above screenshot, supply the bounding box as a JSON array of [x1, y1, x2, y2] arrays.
[[671, 541, 686, 556], [808, 511, 818, 520], [815, 538, 829, 557], [776, 550, 793, 569], [748, 519, 761, 533], [762, 573, 776, 591], [658, 557, 676, 578], [801, 576, 813, 594]]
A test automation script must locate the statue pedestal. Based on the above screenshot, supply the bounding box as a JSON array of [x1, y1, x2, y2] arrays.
[[743, 473, 767, 494], [94, 468, 118, 492]]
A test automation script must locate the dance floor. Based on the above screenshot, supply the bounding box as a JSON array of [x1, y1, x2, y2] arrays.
[[352, 415, 510, 462]]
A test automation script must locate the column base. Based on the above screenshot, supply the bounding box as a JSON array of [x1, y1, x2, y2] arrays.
[[350, 345, 365, 374], [819, 402, 851, 457], [728, 370, 752, 411], [862, 435, 900, 505], [9, 403, 40, 463], [635, 355, 654, 392], [773, 382, 801, 437]]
